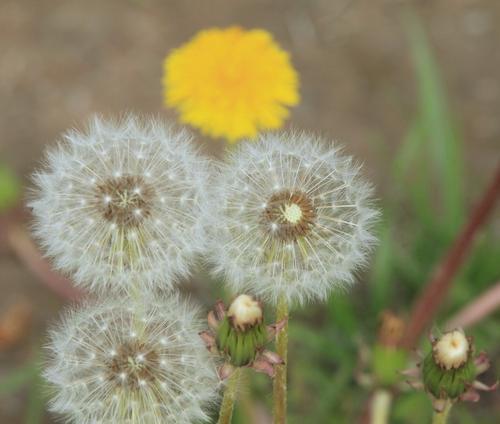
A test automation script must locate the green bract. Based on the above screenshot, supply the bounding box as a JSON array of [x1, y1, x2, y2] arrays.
[[422, 350, 476, 399], [216, 317, 268, 367]]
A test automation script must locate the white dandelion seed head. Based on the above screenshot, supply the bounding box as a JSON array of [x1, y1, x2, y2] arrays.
[[29, 114, 210, 293], [207, 132, 379, 306], [44, 295, 219, 424]]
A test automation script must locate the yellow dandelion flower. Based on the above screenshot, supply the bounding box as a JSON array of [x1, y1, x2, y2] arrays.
[[163, 27, 299, 142]]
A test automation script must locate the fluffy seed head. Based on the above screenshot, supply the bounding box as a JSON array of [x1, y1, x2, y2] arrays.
[[44, 295, 219, 424], [30, 115, 210, 293], [207, 133, 378, 305]]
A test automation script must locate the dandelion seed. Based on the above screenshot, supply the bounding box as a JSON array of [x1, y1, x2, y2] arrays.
[[44, 295, 219, 424], [207, 132, 379, 305], [163, 27, 299, 142], [30, 115, 210, 293]]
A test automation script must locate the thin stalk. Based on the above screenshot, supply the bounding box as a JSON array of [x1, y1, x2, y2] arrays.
[[273, 295, 289, 424], [6, 224, 83, 301], [217, 368, 241, 424], [402, 165, 500, 349], [445, 281, 500, 330], [432, 400, 453, 424], [370, 389, 392, 424]]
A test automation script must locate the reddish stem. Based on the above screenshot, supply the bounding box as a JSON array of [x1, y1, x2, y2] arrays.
[[401, 165, 500, 349], [445, 281, 500, 330], [6, 223, 83, 301]]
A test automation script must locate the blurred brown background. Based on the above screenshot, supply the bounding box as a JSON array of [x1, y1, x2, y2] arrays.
[[0, 0, 499, 422]]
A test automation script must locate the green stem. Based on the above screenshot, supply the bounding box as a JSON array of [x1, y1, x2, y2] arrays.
[[273, 295, 289, 424], [371, 389, 392, 424], [432, 400, 453, 424], [217, 368, 241, 424]]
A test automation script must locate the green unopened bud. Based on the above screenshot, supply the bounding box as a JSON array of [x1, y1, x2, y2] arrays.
[[216, 295, 267, 367], [423, 330, 475, 399]]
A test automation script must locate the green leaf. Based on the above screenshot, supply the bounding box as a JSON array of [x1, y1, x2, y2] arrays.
[[408, 17, 465, 234], [370, 218, 395, 311], [25, 370, 45, 424], [392, 120, 423, 184], [392, 391, 432, 424], [372, 344, 408, 386], [327, 293, 357, 334], [0, 363, 38, 395], [0, 164, 20, 212]]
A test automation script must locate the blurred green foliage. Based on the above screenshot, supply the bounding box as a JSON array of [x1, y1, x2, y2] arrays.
[[0, 360, 46, 423], [0, 164, 21, 212], [372, 345, 408, 387]]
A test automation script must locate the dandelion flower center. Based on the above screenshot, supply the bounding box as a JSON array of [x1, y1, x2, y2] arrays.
[[263, 190, 316, 242], [95, 175, 155, 228], [107, 341, 159, 389], [282, 203, 303, 224]]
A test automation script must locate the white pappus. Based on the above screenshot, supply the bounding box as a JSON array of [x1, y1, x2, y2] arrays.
[[207, 132, 379, 306], [30, 114, 210, 293], [44, 294, 219, 424]]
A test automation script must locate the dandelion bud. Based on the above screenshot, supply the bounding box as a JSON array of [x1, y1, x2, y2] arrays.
[[432, 329, 470, 370], [30, 115, 210, 293], [217, 295, 267, 367], [201, 297, 285, 377], [45, 295, 219, 423], [405, 329, 498, 407], [423, 330, 475, 399], [372, 311, 407, 387]]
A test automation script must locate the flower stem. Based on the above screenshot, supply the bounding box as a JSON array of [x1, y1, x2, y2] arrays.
[[370, 389, 393, 424], [402, 165, 500, 349], [432, 400, 453, 424], [273, 295, 289, 424], [5, 223, 82, 301], [217, 368, 241, 424], [445, 280, 500, 330]]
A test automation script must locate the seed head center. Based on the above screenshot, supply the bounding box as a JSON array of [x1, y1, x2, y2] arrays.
[[107, 342, 159, 389], [127, 355, 144, 371], [262, 190, 316, 242], [95, 175, 155, 228], [281, 203, 303, 224], [117, 190, 138, 209]]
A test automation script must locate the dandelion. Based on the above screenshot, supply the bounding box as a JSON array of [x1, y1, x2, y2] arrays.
[[30, 115, 210, 293], [163, 27, 299, 142], [207, 132, 378, 421], [199, 295, 286, 424], [44, 294, 219, 424], [405, 329, 498, 423], [207, 132, 378, 306], [200, 295, 286, 375]]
